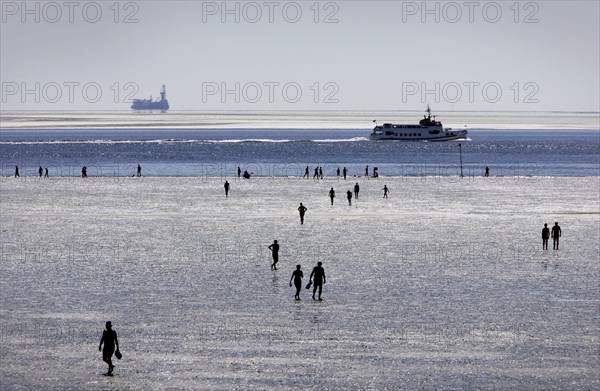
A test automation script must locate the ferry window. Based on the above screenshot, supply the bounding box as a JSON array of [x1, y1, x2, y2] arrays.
[[418, 133, 421, 136]]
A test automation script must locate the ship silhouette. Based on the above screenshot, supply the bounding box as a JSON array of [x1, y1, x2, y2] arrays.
[[131, 85, 169, 111]]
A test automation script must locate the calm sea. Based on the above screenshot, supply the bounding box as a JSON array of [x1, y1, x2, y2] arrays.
[[1, 128, 598, 177]]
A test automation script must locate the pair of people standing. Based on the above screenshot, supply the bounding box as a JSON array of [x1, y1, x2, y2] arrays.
[[289, 262, 326, 301], [329, 187, 355, 206], [312, 167, 323, 179], [542, 222, 561, 250], [37, 166, 49, 178]]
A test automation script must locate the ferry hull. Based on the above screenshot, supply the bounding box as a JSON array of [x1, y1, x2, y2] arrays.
[[369, 129, 468, 141], [131, 101, 169, 111]]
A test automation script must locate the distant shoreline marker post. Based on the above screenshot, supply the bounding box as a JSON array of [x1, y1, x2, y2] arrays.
[[459, 143, 464, 178]]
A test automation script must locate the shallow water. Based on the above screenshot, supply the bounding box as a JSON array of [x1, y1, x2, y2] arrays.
[[1, 128, 599, 177], [0, 176, 598, 389]]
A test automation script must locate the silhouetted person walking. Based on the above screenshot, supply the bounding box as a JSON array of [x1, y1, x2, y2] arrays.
[[290, 265, 303, 300], [44, 168, 49, 178], [343, 167, 347, 179], [38, 166, 43, 178], [269, 240, 280, 270], [237, 166, 241, 178], [346, 190, 352, 205], [14, 165, 19, 178], [354, 183, 359, 199], [336, 167, 340, 176], [82, 166, 87, 178], [99, 321, 119, 376], [329, 188, 335, 205], [310, 262, 326, 300], [303, 166, 309, 178], [137, 164, 142, 177], [542, 223, 550, 250], [382, 185, 389, 198], [551, 222, 561, 250], [365, 165, 369, 177], [313, 167, 319, 179], [224, 181, 230, 197], [319, 167, 323, 179], [298, 203, 307, 225], [484, 166, 490, 177]]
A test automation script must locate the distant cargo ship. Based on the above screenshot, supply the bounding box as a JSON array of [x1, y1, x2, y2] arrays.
[[131, 85, 169, 111]]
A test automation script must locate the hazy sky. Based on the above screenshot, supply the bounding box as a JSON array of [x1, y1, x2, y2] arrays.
[[1, 0, 599, 111]]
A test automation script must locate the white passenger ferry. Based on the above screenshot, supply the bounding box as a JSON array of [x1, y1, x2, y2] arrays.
[[370, 106, 468, 141]]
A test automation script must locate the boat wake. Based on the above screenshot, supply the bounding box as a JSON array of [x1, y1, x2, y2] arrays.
[[312, 137, 369, 143], [0, 137, 371, 145]]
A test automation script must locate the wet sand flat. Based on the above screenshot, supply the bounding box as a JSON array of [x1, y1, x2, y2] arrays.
[[0, 176, 598, 390]]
